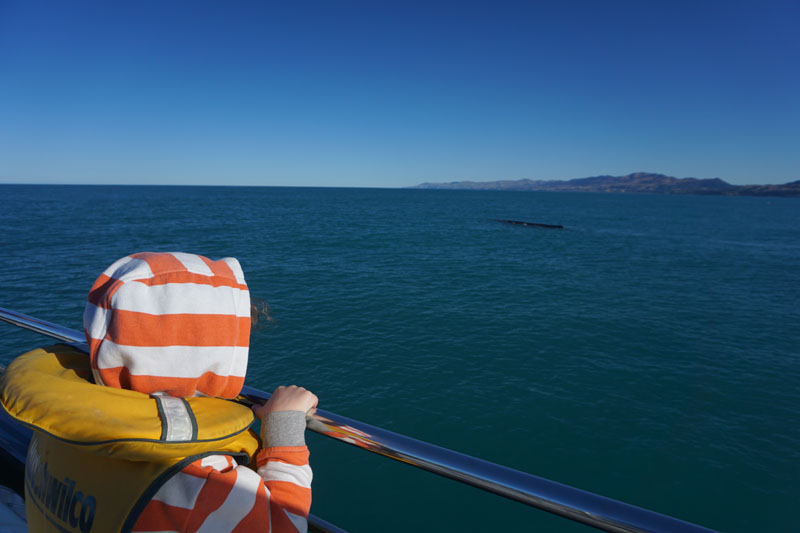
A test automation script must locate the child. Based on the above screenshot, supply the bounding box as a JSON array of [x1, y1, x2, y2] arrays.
[[82, 251, 317, 532]]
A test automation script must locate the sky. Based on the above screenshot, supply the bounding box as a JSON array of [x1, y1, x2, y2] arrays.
[[1, 1, 798, 187]]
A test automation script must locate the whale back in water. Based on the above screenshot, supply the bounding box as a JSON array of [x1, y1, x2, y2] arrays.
[[492, 219, 564, 229]]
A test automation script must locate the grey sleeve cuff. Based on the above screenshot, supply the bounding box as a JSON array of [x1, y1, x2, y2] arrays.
[[261, 411, 307, 447]]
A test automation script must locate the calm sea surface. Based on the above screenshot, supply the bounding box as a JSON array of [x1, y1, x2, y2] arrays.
[[1, 184, 798, 532]]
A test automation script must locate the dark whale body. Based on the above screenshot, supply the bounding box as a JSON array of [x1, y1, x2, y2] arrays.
[[492, 219, 563, 229]]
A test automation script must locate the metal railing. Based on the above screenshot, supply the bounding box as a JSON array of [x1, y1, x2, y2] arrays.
[[0, 306, 715, 532]]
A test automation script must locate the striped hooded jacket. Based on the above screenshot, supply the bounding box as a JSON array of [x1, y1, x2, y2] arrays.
[[84, 252, 311, 533]]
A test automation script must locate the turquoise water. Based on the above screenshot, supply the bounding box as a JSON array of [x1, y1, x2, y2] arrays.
[[1, 184, 798, 532]]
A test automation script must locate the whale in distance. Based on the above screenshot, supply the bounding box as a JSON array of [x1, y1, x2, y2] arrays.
[[492, 219, 564, 229]]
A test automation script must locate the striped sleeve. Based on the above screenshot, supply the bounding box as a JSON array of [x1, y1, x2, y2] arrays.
[[257, 447, 312, 532], [133, 451, 311, 533]]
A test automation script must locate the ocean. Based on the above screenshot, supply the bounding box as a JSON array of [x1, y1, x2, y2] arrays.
[[1, 184, 798, 532]]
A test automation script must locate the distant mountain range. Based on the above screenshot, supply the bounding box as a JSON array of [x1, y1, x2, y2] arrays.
[[412, 172, 800, 197]]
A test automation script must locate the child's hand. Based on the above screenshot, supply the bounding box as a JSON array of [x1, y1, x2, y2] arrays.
[[252, 385, 318, 419]]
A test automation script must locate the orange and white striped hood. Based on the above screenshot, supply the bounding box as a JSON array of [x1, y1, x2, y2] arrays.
[[83, 252, 251, 399]]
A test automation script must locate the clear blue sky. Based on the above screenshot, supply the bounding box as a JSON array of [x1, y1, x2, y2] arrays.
[[1, 1, 798, 187]]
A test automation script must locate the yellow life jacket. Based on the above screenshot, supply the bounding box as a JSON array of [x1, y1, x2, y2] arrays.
[[0, 344, 260, 533]]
